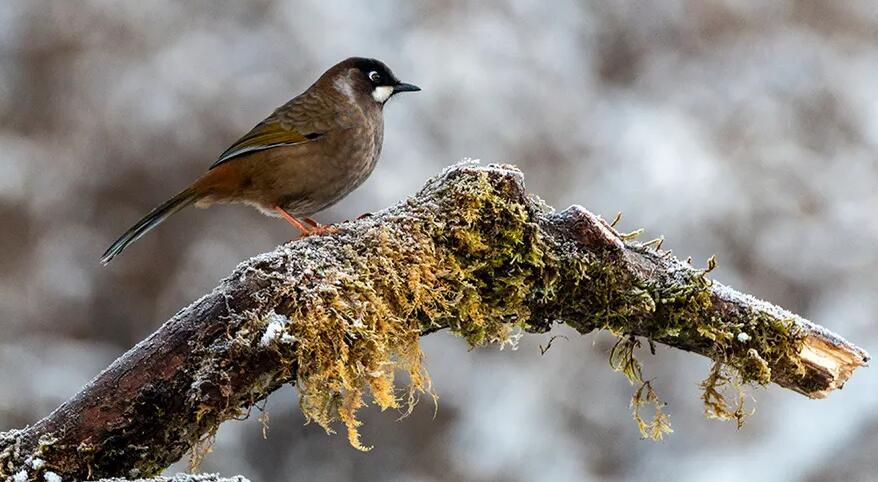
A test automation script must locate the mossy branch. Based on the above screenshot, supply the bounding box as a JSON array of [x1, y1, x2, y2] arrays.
[[0, 163, 868, 481]]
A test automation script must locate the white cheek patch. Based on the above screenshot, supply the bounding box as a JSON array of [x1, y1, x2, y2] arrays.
[[372, 86, 393, 103], [334, 76, 356, 103]]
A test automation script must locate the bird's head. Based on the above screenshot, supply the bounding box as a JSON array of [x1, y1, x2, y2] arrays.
[[326, 57, 420, 106]]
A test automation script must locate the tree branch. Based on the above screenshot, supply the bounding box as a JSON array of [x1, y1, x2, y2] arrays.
[[1, 163, 868, 481], [96, 475, 249, 482]]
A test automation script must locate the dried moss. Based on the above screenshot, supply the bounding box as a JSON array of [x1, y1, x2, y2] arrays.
[[268, 165, 809, 447], [264, 169, 548, 449], [701, 361, 750, 428], [609, 336, 673, 440]]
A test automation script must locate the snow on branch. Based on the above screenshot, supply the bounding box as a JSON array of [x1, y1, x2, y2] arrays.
[[0, 162, 868, 481]]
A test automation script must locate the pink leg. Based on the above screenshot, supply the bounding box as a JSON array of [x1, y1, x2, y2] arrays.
[[273, 206, 311, 235]]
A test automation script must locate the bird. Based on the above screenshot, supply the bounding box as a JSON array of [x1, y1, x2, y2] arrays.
[[101, 57, 420, 265]]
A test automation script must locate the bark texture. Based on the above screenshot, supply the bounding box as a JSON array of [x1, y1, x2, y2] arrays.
[[0, 163, 868, 481]]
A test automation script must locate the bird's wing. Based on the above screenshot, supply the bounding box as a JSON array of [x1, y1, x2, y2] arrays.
[[209, 120, 323, 170]]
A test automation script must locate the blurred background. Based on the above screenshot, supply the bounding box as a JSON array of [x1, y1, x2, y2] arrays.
[[1, 1, 876, 481]]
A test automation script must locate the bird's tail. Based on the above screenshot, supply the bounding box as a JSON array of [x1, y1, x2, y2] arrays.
[[101, 187, 201, 265]]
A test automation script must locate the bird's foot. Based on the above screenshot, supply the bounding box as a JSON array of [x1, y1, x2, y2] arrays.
[[300, 218, 338, 237], [303, 217, 319, 228]]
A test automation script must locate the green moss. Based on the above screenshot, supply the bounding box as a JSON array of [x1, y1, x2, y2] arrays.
[[279, 170, 553, 449], [586, 253, 805, 431], [201, 166, 807, 448], [282, 167, 775, 445]]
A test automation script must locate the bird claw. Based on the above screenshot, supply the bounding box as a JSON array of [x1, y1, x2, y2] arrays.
[[273, 207, 336, 238], [300, 223, 338, 237], [288, 224, 336, 242], [298, 217, 337, 237]]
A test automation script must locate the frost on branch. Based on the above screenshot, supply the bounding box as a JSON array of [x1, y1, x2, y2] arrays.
[[0, 162, 868, 481], [97, 474, 250, 482]]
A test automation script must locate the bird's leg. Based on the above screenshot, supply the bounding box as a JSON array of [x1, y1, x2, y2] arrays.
[[273, 206, 311, 236]]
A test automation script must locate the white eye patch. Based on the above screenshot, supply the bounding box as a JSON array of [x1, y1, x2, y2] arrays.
[[372, 85, 393, 103]]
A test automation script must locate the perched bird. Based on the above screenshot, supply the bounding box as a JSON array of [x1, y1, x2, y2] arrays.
[[101, 57, 419, 264]]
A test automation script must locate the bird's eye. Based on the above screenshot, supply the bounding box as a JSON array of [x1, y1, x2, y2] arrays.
[[368, 71, 381, 83]]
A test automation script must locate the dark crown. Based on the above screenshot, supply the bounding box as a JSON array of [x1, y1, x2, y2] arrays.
[[346, 57, 399, 86]]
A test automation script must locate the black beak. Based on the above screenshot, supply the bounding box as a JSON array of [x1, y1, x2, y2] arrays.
[[393, 82, 421, 94]]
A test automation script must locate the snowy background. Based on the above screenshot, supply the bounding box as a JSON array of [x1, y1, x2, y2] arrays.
[[1, 1, 877, 481]]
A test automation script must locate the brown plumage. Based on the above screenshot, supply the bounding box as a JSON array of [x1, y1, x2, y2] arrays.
[[101, 57, 419, 264]]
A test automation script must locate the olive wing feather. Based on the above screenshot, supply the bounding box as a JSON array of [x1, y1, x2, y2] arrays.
[[209, 121, 322, 169]]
